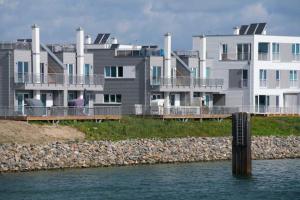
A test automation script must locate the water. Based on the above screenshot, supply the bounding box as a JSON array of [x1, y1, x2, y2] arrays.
[[0, 159, 299, 200]]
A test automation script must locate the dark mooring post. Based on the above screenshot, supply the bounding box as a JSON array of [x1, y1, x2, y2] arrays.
[[232, 112, 252, 177]]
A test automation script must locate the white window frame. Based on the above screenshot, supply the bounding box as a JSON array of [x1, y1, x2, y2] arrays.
[[104, 66, 123, 78], [103, 94, 122, 104]]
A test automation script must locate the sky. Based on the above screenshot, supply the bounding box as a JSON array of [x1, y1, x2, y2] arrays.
[[0, 0, 300, 49]]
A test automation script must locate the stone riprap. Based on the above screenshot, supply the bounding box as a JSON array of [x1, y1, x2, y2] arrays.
[[0, 136, 299, 172]]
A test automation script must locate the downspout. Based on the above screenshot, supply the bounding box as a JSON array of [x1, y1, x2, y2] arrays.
[[144, 57, 147, 116], [8, 51, 11, 108]]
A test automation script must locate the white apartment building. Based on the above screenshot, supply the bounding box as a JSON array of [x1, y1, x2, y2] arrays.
[[192, 23, 300, 113]]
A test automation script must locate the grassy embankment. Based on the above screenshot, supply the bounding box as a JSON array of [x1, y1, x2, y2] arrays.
[[59, 116, 300, 141]]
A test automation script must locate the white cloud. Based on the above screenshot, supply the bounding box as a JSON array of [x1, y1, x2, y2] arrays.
[[240, 3, 269, 21]]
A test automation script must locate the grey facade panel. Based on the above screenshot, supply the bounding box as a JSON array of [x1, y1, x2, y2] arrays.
[[0, 50, 12, 107], [280, 43, 293, 62], [89, 49, 147, 114], [229, 69, 242, 88]]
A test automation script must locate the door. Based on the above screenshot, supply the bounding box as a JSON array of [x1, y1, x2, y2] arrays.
[[68, 64, 74, 84], [41, 94, 47, 107], [17, 62, 29, 83], [17, 93, 29, 114], [40, 63, 45, 83], [170, 94, 175, 106], [84, 64, 90, 84]]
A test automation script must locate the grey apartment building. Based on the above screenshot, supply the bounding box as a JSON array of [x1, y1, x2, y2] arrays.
[[0, 23, 300, 116]]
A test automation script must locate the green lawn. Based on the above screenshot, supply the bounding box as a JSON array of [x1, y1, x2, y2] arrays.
[[60, 116, 300, 141]]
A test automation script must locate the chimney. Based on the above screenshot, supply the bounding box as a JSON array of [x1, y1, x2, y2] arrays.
[[199, 35, 207, 79], [32, 24, 40, 82], [164, 33, 172, 79], [85, 35, 92, 44], [233, 26, 240, 35], [76, 27, 84, 83]]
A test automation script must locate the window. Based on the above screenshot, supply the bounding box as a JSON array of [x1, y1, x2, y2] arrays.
[[258, 43, 269, 60], [104, 66, 123, 78], [17, 61, 29, 82], [260, 69, 267, 87], [272, 43, 280, 60], [292, 44, 300, 54], [191, 67, 198, 78], [260, 69, 267, 80], [151, 94, 162, 100], [111, 67, 117, 77], [105, 66, 111, 77], [104, 94, 122, 103], [237, 43, 250, 60], [222, 44, 228, 54], [276, 96, 279, 108], [272, 43, 280, 53], [242, 70, 248, 87], [276, 70, 280, 81], [206, 67, 211, 78], [151, 66, 161, 85], [118, 66, 123, 77], [289, 70, 297, 81], [221, 44, 228, 60]]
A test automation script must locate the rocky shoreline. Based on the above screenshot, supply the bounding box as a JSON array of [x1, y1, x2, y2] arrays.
[[0, 136, 299, 172]]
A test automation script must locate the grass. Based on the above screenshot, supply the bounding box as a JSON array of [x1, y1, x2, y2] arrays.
[[58, 116, 300, 141]]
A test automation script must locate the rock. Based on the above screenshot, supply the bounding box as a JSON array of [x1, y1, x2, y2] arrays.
[[0, 136, 299, 172]]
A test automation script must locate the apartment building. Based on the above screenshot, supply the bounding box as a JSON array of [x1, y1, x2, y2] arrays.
[[0, 22, 299, 117], [0, 25, 104, 114], [192, 23, 300, 112]]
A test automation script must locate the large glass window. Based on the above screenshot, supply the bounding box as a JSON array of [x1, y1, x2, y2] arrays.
[[260, 69, 267, 80], [191, 67, 198, 78], [237, 43, 250, 60], [17, 61, 29, 82], [292, 44, 300, 54], [151, 66, 161, 85], [105, 66, 111, 77], [289, 70, 297, 81], [272, 43, 280, 60]]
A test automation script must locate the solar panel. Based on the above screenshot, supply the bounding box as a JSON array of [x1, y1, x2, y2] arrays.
[[94, 33, 104, 44], [246, 23, 258, 35], [239, 25, 249, 35], [100, 33, 110, 44], [255, 23, 267, 34]]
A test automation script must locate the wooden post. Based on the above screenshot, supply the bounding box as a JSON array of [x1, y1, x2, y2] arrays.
[[232, 112, 251, 177]]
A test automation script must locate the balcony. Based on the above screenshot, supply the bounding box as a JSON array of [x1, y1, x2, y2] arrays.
[[258, 53, 270, 61], [272, 53, 280, 61], [259, 80, 267, 88], [151, 76, 224, 92], [15, 73, 104, 91], [220, 53, 250, 61], [293, 54, 300, 61], [289, 80, 298, 88]]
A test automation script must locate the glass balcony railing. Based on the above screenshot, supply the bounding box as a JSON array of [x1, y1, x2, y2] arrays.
[[258, 53, 270, 61]]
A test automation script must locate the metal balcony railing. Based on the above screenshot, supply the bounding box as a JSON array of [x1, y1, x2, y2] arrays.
[[68, 74, 104, 85], [293, 54, 300, 61], [14, 73, 104, 86], [260, 80, 267, 88], [289, 80, 298, 88], [0, 106, 121, 117], [272, 53, 280, 61], [152, 76, 224, 88], [220, 53, 251, 61], [15, 73, 64, 84]]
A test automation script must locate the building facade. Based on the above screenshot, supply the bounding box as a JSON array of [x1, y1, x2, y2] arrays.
[[0, 23, 299, 116]]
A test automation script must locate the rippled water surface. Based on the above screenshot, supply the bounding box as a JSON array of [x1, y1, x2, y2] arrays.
[[0, 159, 299, 200]]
